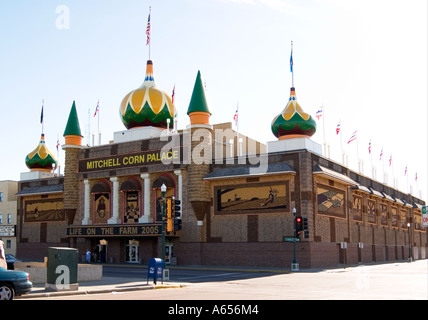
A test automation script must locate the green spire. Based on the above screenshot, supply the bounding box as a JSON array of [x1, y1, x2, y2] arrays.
[[187, 70, 211, 115], [63, 101, 82, 137]]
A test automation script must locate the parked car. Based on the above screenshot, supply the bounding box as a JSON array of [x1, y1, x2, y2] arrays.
[[0, 267, 32, 300], [5, 254, 20, 270]]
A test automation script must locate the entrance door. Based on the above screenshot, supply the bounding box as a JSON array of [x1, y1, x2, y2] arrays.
[[125, 240, 139, 263], [96, 240, 108, 263]]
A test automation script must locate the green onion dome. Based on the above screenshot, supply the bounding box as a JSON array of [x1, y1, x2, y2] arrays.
[[25, 134, 57, 172], [271, 87, 317, 140], [120, 60, 175, 130]]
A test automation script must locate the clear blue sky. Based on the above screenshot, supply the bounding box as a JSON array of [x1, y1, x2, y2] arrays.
[[0, 0, 426, 201]]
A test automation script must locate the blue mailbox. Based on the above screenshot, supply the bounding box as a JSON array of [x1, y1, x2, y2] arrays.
[[147, 258, 163, 284]]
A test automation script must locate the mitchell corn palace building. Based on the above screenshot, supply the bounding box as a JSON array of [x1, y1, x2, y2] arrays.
[[17, 57, 426, 268]]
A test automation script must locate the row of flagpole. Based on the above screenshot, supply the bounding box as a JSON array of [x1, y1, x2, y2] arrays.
[[314, 105, 420, 196]]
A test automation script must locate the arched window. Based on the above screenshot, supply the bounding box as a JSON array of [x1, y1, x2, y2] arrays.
[[91, 180, 111, 224], [121, 178, 142, 224]]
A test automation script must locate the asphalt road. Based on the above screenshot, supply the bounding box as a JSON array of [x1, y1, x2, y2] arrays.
[[102, 265, 282, 283]]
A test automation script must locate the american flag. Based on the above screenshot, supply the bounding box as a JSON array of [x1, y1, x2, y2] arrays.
[[379, 148, 383, 160], [56, 139, 60, 151], [146, 10, 151, 46], [404, 166, 407, 176], [389, 155, 392, 166], [368, 140, 371, 154], [171, 85, 175, 104], [415, 172, 418, 182], [315, 107, 323, 120], [336, 122, 341, 135], [233, 108, 238, 127], [94, 100, 99, 117], [347, 130, 357, 144]]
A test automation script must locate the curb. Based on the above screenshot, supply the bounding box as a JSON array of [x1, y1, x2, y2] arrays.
[[16, 283, 182, 299]]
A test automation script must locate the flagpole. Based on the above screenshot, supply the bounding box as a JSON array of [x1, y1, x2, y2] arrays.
[[98, 100, 101, 145], [356, 132, 360, 173], [322, 105, 326, 157], [41, 99, 44, 134], [370, 139, 374, 179], [236, 102, 241, 157], [339, 121, 343, 165], [290, 41, 294, 88]]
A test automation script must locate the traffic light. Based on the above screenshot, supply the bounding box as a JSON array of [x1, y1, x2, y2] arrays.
[[172, 197, 182, 232], [295, 216, 303, 238], [166, 198, 173, 233], [302, 217, 309, 239]]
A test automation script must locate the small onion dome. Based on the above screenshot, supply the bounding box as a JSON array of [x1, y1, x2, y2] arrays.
[[25, 134, 57, 172], [120, 60, 175, 130], [271, 87, 317, 140]]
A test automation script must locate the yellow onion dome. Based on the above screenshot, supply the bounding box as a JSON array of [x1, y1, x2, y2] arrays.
[[120, 60, 175, 130], [25, 134, 57, 172]]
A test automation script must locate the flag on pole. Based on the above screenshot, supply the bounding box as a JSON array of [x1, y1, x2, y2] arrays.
[[389, 155, 392, 166], [347, 130, 357, 144], [415, 172, 418, 182], [290, 46, 293, 73], [94, 100, 100, 117], [233, 107, 239, 127], [336, 122, 341, 135], [56, 139, 60, 151], [379, 148, 383, 160], [171, 85, 175, 104], [315, 107, 323, 120], [146, 10, 151, 46], [404, 165, 407, 176], [368, 140, 371, 154], [40, 100, 44, 124]]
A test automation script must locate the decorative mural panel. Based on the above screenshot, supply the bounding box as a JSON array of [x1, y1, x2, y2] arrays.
[[414, 213, 424, 230], [93, 193, 110, 224], [124, 191, 140, 224], [24, 198, 64, 222], [380, 203, 388, 225], [400, 209, 408, 228], [215, 182, 289, 214], [352, 196, 362, 221], [367, 199, 376, 223], [317, 184, 345, 218], [391, 207, 398, 227]]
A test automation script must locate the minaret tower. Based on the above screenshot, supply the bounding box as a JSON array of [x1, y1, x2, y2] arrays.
[[62, 101, 83, 224], [186, 70, 212, 231]]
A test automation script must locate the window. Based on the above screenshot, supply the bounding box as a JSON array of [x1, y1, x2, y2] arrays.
[[7, 214, 11, 224], [0, 192, 3, 202], [0, 214, 2, 224]]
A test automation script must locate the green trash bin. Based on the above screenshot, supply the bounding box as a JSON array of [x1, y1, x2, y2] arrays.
[[45, 247, 79, 291]]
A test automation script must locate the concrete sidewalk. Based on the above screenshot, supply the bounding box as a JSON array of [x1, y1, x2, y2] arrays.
[[16, 278, 181, 299]]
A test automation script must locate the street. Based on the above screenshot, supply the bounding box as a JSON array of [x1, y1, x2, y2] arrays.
[[22, 260, 428, 301]]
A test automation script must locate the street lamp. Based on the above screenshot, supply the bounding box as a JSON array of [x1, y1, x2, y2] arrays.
[[407, 222, 412, 262], [292, 207, 299, 271], [161, 184, 167, 269]]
